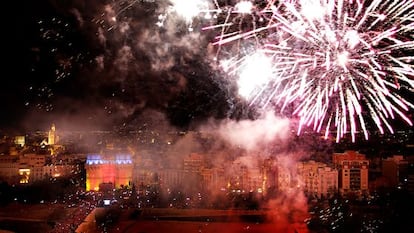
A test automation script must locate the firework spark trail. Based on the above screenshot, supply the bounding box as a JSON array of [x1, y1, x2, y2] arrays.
[[98, 0, 414, 142], [160, 0, 222, 31], [206, 0, 414, 142]]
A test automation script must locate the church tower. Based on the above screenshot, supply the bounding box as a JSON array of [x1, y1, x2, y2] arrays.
[[48, 123, 58, 145]]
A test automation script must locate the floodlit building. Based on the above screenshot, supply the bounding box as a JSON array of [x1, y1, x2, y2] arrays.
[[333, 150, 369, 197], [200, 167, 226, 191], [158, 169, 187, 190], [0, 156, 19, 184], [227, 162, 249, 192], [247, 168, 265, 193], [261, 158, 277, 195], [14, 136, 25, 147], [297, 160, 338, 198], [19, 154, 46, 182], [227, 162, 265, 193], [317, 166, 338, 198], [183, 153, 204, 173], [0, 154, 69, 184], [85, 154, 133, 191], [276, 164, 294, 192], [43, 164, 74, 178]]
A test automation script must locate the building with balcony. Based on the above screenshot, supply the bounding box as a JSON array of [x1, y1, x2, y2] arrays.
[[333, 150, 369, 197], [297, 160, 338, 198]]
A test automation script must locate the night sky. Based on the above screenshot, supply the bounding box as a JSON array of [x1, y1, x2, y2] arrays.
[[2, 0, 413, 136], [2, 0, 254, 133]]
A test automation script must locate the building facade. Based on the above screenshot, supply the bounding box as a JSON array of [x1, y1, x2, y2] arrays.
[[85, 154, 133, 191], [297, 160, 338, 198], [333, 151, 369, 197]]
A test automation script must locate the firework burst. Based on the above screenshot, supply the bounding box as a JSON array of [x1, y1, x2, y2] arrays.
[[207, 0, 414, 142]]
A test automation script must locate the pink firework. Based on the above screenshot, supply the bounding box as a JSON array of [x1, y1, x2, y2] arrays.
[[207, 0, 414, 142]]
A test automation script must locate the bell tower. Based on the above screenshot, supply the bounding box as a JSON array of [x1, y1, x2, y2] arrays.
[[48, 123, 57, 145]]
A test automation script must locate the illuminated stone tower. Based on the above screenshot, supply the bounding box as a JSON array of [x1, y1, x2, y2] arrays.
[[48, 124, 58, 145], [85, 154, 133, 191]]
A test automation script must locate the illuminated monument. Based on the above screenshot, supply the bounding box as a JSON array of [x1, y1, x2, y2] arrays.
[[85, 154, 133, 191], [48, 124, 58, 145]]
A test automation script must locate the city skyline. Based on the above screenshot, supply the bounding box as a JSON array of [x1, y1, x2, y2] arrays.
[[1, 127, 412, 198], [1, 1, 414, 232], [0, 121, 413, 233]]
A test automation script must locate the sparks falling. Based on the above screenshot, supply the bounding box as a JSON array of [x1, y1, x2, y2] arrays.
[[206, 0, 414, 142]]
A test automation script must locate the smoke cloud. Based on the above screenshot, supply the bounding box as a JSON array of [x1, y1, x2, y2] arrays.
[[16, 0, 240, 133], [13, 2, 317, 231], [213, 111, 291, 151]]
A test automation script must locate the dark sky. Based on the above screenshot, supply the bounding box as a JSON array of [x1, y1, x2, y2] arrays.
[[1, 0, 252, 133]]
